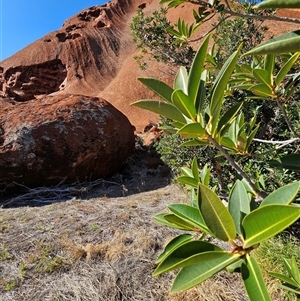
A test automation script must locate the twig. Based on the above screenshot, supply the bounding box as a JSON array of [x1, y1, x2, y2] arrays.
[[187, 0, 300, 24], [208, 136, 266, 200], [253, 137, 300, 145], [190, 15, 231, 42], [276, 100, 299, 138], [252, 137, 300, 157], [223, 8, 300, 25], [0, 179, 121, 208]]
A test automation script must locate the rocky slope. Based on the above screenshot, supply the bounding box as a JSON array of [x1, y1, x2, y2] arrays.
[[1, 0, 299, 132], [0, 0, 205, 132]]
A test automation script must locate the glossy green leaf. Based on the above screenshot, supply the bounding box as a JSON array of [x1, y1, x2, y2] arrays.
[[260, 181, 300, 207], [153, 241, 223, 276], [188, 32, 210, 106], [286, 257, 300, 284], [153, 213, 189, 230], [180, 139, 209, 147], [264, 54, 275, 86], [217, 102, 243, 133], [228, 180, 250, 235], [255, 0, 300, 9], [198, 183, 236, 242], [210, 45, 242, 117], [172, 90, 196, 120], [227, 259, 244, 273], [253, 69, 272, 87], [210, 47, 242, 136], [177, 176, 199, 188], [240, 64, 253, 73], [221, 137, 237, 150], [137, 78, 173, 102], [245, 30, 300, 55], [269, 272, 299, 288], [174, 67, 189, 93], [132, 100, 186, 123], [279, 286, 300, 295], [249, 83, 273, 98], [268, 154, 300, 171], [168, 204, 212, 234], [245, 124, 260, 152], [177, 123, 207, 139], [242, 254, 272, 301], [171, 252, 239, 292], [156, 234, 193, 264], [232, 72, 254, 80], [180, 167, 193, 177], [228, 121, 238, 146], [191, 157, 200, 182], [171, 121, 186, 129], [196, 71, 207, 113], [200, 164, 210, 186], [166, 27, 181, 38], [275, 52, 300, 86], [233, 83, 254, 90], [165, 214, 202, 231], [249, 113, 257, 130], [243, 204, 300, 248]]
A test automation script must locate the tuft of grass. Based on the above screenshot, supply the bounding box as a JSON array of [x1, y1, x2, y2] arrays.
[[0, 217, 11, 233], [69, 243, 107, 262], [4, 279, 17, 292], [0, 243, 9, 260], [253, 233, 300, 300], [26, 242, 69, 273]]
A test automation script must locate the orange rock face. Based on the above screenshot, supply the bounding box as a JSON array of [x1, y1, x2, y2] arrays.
[[1, 0, 298, 132], [0, 0, 163, 133], [0, 0, 299, 188]]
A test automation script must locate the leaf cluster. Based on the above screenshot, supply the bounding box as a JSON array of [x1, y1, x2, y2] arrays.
[[131, 0, 300, 299], [130, 8, 195, 69]]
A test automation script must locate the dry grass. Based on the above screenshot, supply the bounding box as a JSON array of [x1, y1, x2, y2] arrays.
[[0, 184, 249, 301], [0, 149, 294, 301]]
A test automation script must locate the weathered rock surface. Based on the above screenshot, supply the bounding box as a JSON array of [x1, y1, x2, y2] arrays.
[[0, 94, 135, 187], [0, 0, 298, 189], [1, 0, 295, 132], [0, 0, 164, 132]]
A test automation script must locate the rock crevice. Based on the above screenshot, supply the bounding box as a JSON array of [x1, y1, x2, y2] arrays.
[[0, 59, 67, 101]]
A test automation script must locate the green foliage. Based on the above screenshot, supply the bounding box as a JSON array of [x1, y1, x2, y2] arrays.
[[252, 234, 300, 300], [233, 52, 300, 101], [246, 1, 300, 55], [255, 0, 300, 10], [269, 257, 300, 299], [212, 0, 269, 62], [4, 280, 17, 292], [153, 171, 300, 298], [133, 36, 255, 155], [130, 8, 195, 69], [269, 154, 300, 171], [131, 0, 300, 299]]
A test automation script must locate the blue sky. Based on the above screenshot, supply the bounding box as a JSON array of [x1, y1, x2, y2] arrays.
[[0, 0, 106, 61]]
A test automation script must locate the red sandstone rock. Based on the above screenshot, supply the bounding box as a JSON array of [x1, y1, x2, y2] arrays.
[[0, 0, 163, 132], [0, 94, 135, 187], [1, 0, 298, 133], [0, 0, 298, 189]]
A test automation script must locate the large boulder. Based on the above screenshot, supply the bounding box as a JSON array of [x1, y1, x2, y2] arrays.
[[0, 94, 135, 187]]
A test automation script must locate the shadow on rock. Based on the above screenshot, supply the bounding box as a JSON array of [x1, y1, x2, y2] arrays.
[[0, 147, 172, 208]]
